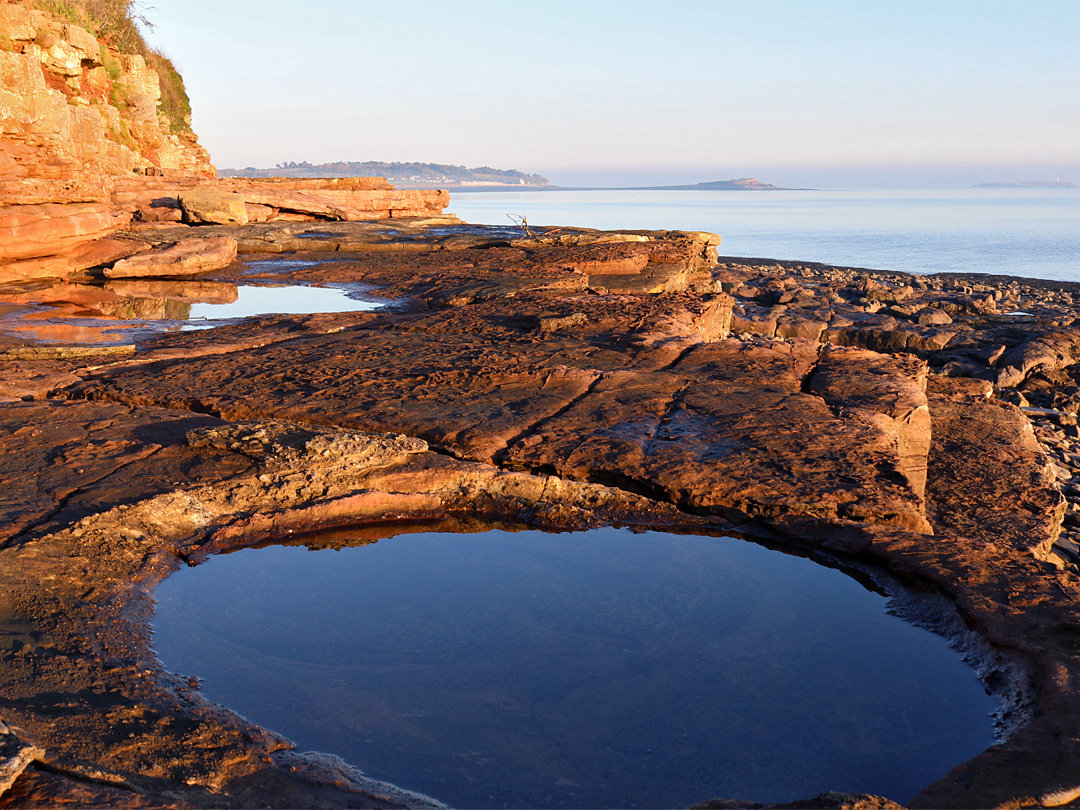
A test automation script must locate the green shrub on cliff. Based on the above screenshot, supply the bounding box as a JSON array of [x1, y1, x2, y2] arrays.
[[32, 0, 82, 26], [100, 45, 122, 78], [30, 0, 194, 134], [147, 51, 191, 132], [82, 0, 148, 54]]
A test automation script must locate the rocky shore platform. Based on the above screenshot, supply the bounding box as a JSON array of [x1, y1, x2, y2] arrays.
[[2, 217, 1080, 809]]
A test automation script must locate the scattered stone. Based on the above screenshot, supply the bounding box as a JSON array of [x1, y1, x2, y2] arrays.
[[537, 311, 587, 333], [0, 721, 44, 799]]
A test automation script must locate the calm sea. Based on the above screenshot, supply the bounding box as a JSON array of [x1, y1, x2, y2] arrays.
[[448, 188, 1080, 283]]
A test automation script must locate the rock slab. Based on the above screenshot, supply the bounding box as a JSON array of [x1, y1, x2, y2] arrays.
[[105, 236, 238, 278]]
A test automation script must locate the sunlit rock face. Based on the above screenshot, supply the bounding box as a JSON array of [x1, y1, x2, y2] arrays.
[[0, 0, 210, 280], [0, 3, 214, 182], [0, 3, 453, 283]]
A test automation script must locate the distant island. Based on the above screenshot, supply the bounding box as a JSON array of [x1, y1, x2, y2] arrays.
[[626, 177, 789, 191], [218, 161, 550, 188], [975, 180, 1077, 188]]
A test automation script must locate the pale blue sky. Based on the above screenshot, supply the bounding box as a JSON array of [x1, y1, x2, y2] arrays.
[[141, 1, 1080, 187]]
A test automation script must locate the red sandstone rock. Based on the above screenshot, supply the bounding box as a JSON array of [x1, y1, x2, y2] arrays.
[[205, 490, 446, 552], [223, 186, 449, 222], [0, 2, 218, 280], [996, 332, 1080, 389], [927, 394, 1062, 557], [807, 345, 931, 497], [104, 236, 238, 278], [0, 203, 127, 262], [117, 179, 450, 228], [0, 721, 43, 799], [5, 229, 1080, 808], [177, 189, 248, 226], [0, 27, 212, 182], [0, 400, 255, 545], [0, 233, 146, 281], [0, 178, 109, 205]]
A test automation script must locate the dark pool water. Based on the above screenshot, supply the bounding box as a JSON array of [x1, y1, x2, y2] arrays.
[[152, 528, 997, 808]]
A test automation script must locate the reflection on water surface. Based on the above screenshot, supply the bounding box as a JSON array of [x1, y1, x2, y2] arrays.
[[185, 283, 377, 323], [153, 527, 997, 808], [0, 276, 380, 344]]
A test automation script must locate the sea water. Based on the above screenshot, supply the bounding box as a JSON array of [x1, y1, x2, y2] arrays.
[[448, 188, 1080, 282], [153, 527, 998, 809]]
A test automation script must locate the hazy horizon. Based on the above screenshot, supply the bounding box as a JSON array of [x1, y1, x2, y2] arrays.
[[217, 160, 1078, 190], [142, 1, 1079, 190]]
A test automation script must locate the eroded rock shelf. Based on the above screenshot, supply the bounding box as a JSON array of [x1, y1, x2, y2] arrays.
[[0, 216, 1079, 809]]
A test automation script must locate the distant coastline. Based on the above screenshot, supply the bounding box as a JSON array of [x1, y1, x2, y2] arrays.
[[444, 177, 801, 193], [975, 180, 1077, 188], [218, 161, 550, 189], [218, 164, 800, 193]]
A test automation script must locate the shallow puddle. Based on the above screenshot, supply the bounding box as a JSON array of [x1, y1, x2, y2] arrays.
[[0, 279, 380, 344], [184, 283, 379, 324], [152, 527, 998, 808]]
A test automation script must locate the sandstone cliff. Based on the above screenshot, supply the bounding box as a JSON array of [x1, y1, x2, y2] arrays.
[[0, 0, 213, 185], [0, 0, 210, 279], [0, 1, 453, 283]]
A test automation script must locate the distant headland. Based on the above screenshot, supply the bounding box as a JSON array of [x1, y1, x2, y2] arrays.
[[626, 177, 790, 191], [218, 161, 550, 188]]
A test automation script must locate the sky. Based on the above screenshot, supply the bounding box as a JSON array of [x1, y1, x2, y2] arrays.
[[139, 0, 1080, 188]]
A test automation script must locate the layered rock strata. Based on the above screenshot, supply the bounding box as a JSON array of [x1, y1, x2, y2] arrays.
[[1, 222, 1080, 808], [0, 0, 202, 280], [0, 2, 213, 181]]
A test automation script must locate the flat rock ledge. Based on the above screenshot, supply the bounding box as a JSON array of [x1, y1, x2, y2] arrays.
[[2, 222, 1080, 808]]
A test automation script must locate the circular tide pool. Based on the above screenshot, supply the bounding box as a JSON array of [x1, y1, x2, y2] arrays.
[[152, 527, 999, 808]]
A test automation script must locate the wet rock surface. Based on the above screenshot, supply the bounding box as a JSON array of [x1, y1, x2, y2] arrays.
[[2, 222, 1080, 807]]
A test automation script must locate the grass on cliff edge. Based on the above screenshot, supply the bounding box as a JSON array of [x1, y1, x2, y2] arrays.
[[28, 0, 193, 133]]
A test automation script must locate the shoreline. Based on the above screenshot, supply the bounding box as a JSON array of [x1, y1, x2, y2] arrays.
[[3, 4, 1079, 805], [3, 219, 1080, 808]]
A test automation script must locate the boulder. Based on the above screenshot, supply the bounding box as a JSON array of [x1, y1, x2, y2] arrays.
[[105, 237, 238, 278], [178, 190, 249, 226], [62, 23, 103, 64], [996, 333, 1080, 389], [914, 306, 953, 326], [0, 4, 36, 42], [775, 315, 827, 341], [0, 720, 44, 799]]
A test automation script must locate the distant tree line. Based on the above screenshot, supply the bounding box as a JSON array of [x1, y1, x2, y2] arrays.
[[221, 161, 549, 186]]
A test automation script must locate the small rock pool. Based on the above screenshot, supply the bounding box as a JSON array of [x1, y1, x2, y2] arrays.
[[152, 527, 1000, 808], [0, 256, 383, 345], [182, 282, 379, 327]]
